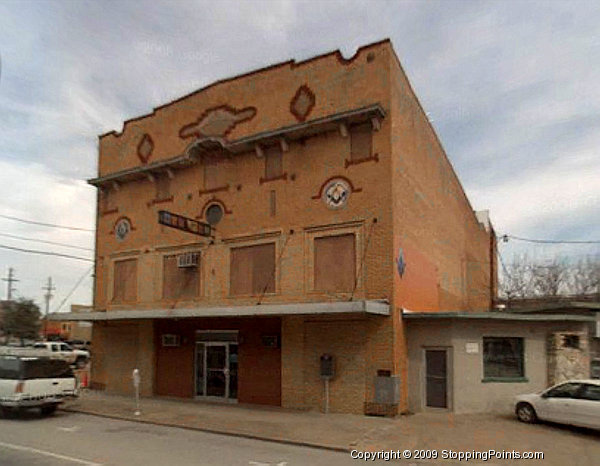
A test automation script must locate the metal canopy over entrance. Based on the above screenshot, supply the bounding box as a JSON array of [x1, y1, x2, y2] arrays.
[[49, 300, 390, 321]]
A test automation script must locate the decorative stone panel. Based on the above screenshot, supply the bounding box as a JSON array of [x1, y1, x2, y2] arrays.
[[547, 331, 590, 386]]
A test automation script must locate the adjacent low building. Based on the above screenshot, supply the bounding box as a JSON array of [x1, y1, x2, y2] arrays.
[[52, 39, 593, 415], [405, 310, 593, 413]]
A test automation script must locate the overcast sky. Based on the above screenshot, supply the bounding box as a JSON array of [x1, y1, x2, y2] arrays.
[[0, 0, 598, 311]]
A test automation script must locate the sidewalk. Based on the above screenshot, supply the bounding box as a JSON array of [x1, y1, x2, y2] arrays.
[[62, 390, 599, 464], [62, 390, 394, 452]]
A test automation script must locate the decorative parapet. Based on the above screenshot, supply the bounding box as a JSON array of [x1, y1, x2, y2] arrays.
[[88, 104, 385, 189]]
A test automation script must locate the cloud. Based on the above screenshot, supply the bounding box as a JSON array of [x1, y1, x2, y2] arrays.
[[468, 150, 598, 234]]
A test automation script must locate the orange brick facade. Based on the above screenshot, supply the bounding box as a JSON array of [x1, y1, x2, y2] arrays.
[[89, 40, 496, 414]]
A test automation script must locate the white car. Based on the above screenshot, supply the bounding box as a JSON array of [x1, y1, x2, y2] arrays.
[[515, 379, 600, 430]]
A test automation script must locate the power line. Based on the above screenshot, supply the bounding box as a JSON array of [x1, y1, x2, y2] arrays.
[[0, 243, 93, 262], [53, 266, 94, 314], [0, 213, 94, 232], [0, 232, 93, 251], [501, 234, 600, 245]]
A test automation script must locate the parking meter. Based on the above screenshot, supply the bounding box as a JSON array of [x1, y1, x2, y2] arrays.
[[319, 354, 334, 414], [320, 354, 335, 380], [132, 368, 140, 415]]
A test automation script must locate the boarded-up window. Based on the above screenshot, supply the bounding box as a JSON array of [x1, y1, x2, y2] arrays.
[[203, 157, 228, 191], [162, 254, 200, 300], [350, 123, 372, 161], [155, 174, 171, 200], [230, 243, 275, 296], [113, 259, 137, 303], [265, 146, 283, 179], [314, 234, 356, 292]]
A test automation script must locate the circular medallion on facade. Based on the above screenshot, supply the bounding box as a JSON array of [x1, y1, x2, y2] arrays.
[[323, 178, 351, 210], [115, 218, 131, 241], [205, 203, 224, 226]]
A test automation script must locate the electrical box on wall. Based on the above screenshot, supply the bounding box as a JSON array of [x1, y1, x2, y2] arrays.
[[161, 334, 181, 347]]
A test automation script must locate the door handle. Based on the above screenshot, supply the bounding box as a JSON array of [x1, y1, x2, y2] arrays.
[[52, 382, 59, 385]]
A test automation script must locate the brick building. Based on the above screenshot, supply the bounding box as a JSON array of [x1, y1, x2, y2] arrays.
[[55, 39, 556, 414]]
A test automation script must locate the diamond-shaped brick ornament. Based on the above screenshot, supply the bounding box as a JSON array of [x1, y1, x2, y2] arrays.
[[137, 134, 154, 164], [290, 85, 316, 122]]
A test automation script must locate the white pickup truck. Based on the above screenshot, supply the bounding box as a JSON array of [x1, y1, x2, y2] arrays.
[[0, 342, 90, 368], [0, 356, 78, 416], [32, 342, 90, 368]]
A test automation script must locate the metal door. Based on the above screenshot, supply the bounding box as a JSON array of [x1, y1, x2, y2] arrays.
[[425, 349, 448, 409]]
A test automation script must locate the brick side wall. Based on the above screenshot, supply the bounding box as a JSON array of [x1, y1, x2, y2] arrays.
[[91, 320, 154, 396], [281, 314, 393, 414], [389, 52, 493, 313], [387, 45, 495, 411]]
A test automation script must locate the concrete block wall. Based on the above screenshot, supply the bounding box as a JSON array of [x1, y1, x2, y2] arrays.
[[407, 320, 590, 414]]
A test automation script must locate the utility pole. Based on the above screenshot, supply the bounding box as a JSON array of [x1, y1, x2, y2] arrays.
[[42, 277, 55, 340], [2, 267, 19, 301]]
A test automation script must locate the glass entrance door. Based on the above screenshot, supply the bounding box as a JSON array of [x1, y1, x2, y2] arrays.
[[206, 343, 227, 397], [195, 341, 238, 401]]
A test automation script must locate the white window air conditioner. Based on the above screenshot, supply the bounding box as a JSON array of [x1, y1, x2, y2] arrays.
[[177, 252, 199, 268]]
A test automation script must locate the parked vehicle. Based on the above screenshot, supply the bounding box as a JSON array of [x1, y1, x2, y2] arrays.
[[0, 342, 90, 368], [0, 356, 78, 416], [66, 340, 91, 353], [32, 342, 90, 368], [515, 380, 600, 430], [591, 359, 600, 379]]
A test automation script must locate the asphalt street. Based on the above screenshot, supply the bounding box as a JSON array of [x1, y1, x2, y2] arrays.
[[0, 410, 379, 466]]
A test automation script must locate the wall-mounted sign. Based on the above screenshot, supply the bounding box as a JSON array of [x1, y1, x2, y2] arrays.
[[158, 210, 212, 237], [323, 178, 350, 209], [115, 218, 131, 241], [465, 342, 479, 354]]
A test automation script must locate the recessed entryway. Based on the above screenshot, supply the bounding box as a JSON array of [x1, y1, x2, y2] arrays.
[[195, 331, 238, 402]]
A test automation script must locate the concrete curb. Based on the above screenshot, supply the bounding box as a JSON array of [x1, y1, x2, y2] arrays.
[[60, 406, 352, 454]]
